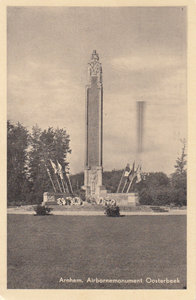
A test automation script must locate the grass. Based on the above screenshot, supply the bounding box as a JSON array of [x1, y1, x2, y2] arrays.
[[7, 214, 186, 289]]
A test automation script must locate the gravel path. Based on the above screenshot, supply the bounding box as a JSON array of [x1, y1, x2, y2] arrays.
[[7, 207, 187, 216]]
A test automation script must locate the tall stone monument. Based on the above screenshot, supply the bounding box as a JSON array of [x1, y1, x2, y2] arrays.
[[84, 50, 107, 198]]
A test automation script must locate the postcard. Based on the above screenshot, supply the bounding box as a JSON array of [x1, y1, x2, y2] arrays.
[[1, 1, 196, 300]]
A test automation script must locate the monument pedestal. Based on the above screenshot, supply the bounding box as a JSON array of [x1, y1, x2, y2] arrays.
[[84, 166, 107, 199], [42, 192, 70, 205], [43, 192, 56, 205], [107, 192, 139, 206]]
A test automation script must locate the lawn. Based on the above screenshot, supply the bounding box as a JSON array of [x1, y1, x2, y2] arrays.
[[7, 214, 186, 289]]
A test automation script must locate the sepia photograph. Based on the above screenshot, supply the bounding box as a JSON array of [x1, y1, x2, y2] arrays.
[[2, 3, 192, 295]]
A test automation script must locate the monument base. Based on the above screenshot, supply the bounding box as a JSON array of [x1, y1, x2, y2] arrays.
[[83, 184, 107, 200], [43, 192, 70, 205], [84, 166, 107, 199], [43, 191, 139, 207], [107, 192, 139, 206]]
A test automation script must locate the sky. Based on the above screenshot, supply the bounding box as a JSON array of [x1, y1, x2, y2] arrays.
[[7, 6, 187, 175]]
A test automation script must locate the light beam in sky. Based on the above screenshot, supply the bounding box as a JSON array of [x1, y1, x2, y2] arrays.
[[137, 101, 145, 153]]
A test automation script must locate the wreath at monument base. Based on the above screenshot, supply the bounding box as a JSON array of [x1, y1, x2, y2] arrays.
[[57, 197, 83, 206]]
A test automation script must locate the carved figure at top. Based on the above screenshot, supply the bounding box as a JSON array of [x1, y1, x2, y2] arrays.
[[88, 50, 102, 85]]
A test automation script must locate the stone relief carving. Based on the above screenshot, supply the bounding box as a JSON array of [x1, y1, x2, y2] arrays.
[[90, 169, 98, 194]]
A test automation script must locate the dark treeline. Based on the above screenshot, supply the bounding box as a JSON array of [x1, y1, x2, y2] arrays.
[[70, 170, 123, 194], [7, 120, 187, 207], [7, 120, 71, 205], [71, 169, 186, 207], [69, 140, 187, 207]]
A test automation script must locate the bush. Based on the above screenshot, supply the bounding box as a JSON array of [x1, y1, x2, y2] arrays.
[[105, 205, 120, 217], [139, 183, 186, 207], [168, 188, 186, 207], [139, 186, 172, 206], [34, 204, 53, 216], [170, 173, 187, 206]]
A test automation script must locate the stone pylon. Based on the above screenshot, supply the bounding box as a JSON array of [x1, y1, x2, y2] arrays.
[[83, 50, 107, 199]]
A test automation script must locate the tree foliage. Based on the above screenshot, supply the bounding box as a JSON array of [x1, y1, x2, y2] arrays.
[[138, 140, 187, 206], [170, 139, 187, 206], [103, 170, 123, 193], [70, 170, 123, 195], [7, 120, 187, 208], [7, 121, 29, 204], [28, 125, 71, 203], [174, 139, 187, 175], [70, 172, 85, 199], [7, 121, 71, 205], [137, 172, 171, 206]]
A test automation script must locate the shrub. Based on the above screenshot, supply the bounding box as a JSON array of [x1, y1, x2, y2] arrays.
[[105, 205, 120, 217], [168, 188, 186, 207], [139, 186, 172, 206], [34, 204, 53, 216], [139, 183, 186, 207]]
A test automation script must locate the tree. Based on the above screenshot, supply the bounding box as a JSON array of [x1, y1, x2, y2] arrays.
[[28, 125, 71, 203], [136, 172, 170, 191], [136, 172, 170, 206], [7, 120, 29, 205], [103, 169, 123, 193], [70, 172, 84, 197], [174, 139, 187, 175], [170, 139, 187, 206], [138, 185, 172, 206]]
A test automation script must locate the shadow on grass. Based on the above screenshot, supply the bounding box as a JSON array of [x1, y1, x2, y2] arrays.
[[33, 214, 53, 216], [106, 215, 125, 218]]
